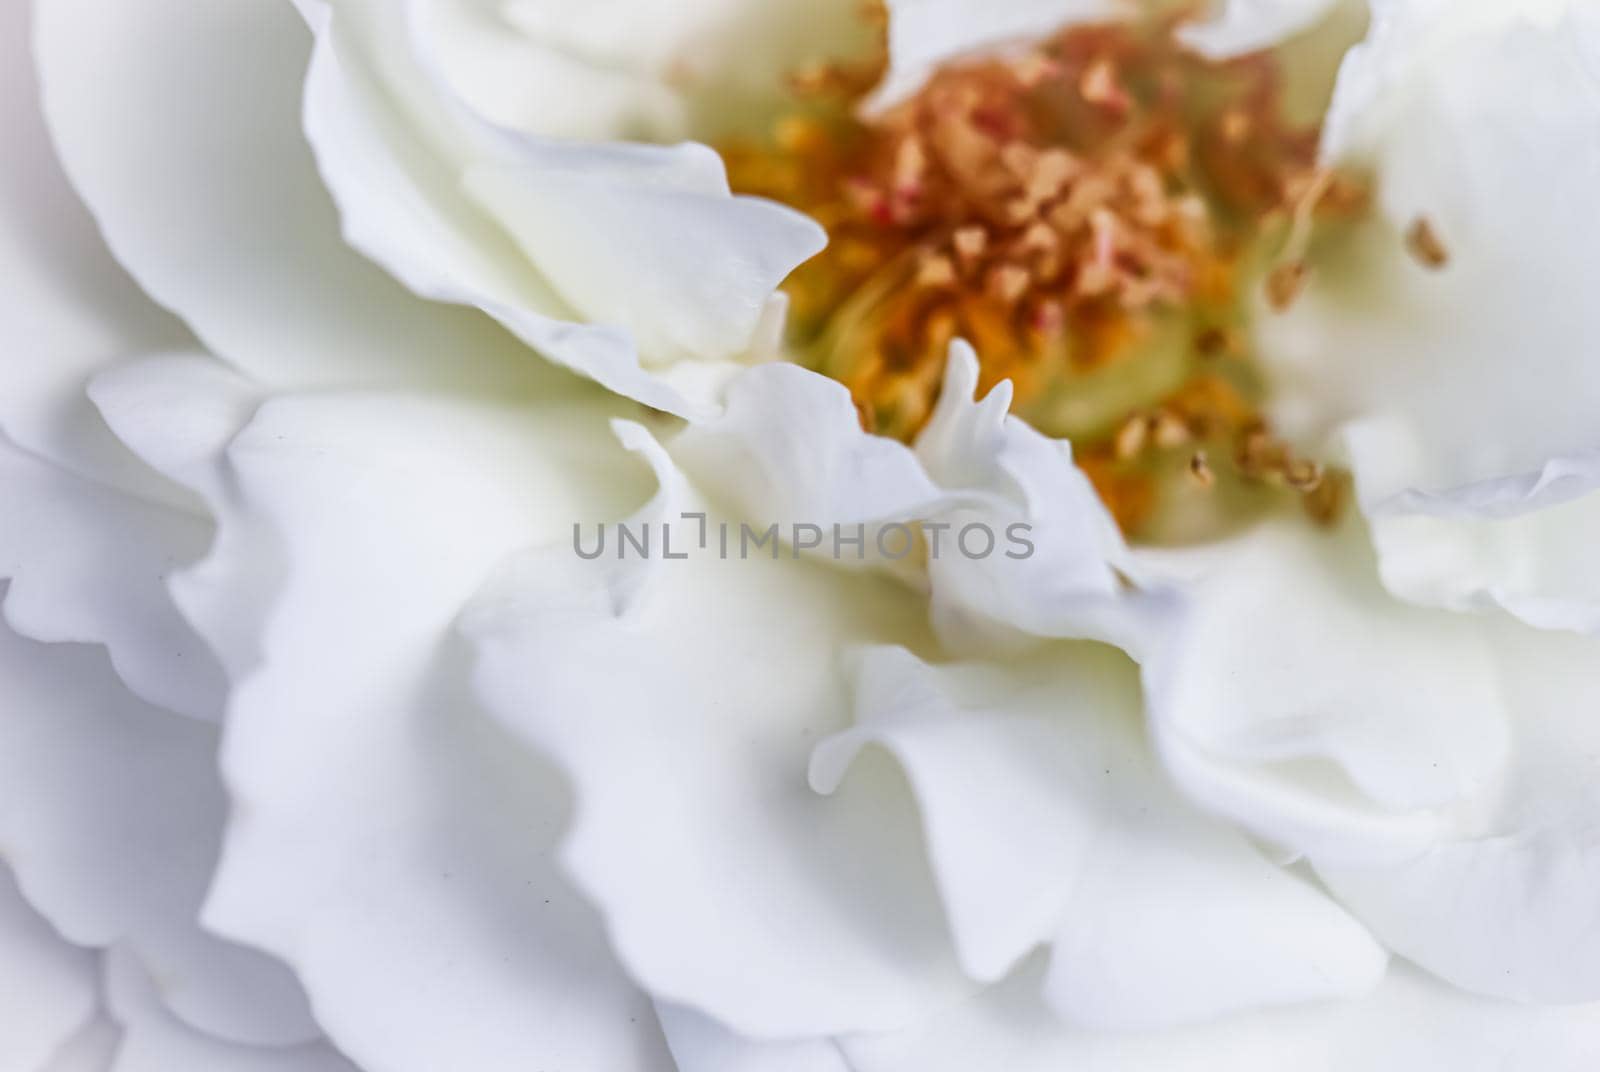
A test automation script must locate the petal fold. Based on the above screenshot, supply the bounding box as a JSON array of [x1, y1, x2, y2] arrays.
[[813, 644, 1385, 1028], [466, 424, 967, 1039], [0, 618, 318, 1047], [186, 387, 674, 1072]]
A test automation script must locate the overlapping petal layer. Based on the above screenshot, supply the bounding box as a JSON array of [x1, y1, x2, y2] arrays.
[[0, 616, 318, 1047], [290, 0, 845, 414], [108, 366, 680, 1072], [0, 860, 99, 1071], [467, 423, 968, 1039], [7, 0, 1600, 1068], [1261, 0, 1600, 627], [813, 644, 1385, 1028], [674, 345, 1149, 656], [841, 960, 1600, 1072]]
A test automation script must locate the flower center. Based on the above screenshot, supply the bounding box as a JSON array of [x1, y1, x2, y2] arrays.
[[721, 9, 1372, 541]]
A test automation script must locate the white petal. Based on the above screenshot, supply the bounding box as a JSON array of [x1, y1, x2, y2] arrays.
[[463, 158, 824, 373], [104, 950, 355, 1072], [842, 960, 1600, 1072], [672, 350, 1143, 656], [1345, 424, 1600, 633], [0, 0, 189, 493], [87, 357, 282, 682], [1138, 520, 1507, 864], [913, 344, 1148, 655], [657, 1003, 852, 1072], [813, 645, 1384, 1028], [1259, 1, 1600, 617], [35, 0, 537, 395], [1141, 518, 1600, 1003], [42, 1013, 122, 1072], [870, 0, 1124, 109], [189, 390, 673, 1072], [294, 0, 708, 417], [425, 0, 875, 142], [1177, 0, 1343, 59], [0, 860, 99, 1072], [466, 425, 967, 1039], [1317, 622, 1600, 1004], [292, 0, 826, 415], [0, 436, 226, 721], [670, 362, 950, 533], [0, 619, 318, 1046], [1354, 447, 1600, 633]]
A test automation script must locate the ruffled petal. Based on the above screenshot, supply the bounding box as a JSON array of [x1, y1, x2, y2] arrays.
[[870, 0, 1122, 109], [291, 0, 831, 415], [1176, 0, 1344, 59], [87, 356, 282, 682], [672, 349, 1145, 656], [812, 645, 1384, 1028], [657, 1003, 852, 1072], [183, 387, 673, 1072], [1317, 621, 1600, 1004], [1258, 0, 1600, 622], [1139, 519, 1508, 864], [668, 361, 951, 538], [0, 860, 99, 1072], [466, 423, 967, 1039], [0, 436, 226, 721], [1352, 444, 1600, 633], [0, 0, 188, 493], [104, 950, 356, 1072], [1343, 422, 1600, 633], [913, 344, 1149, 654], [1141, 518, 1600, 1003], [842, 960, 1600, 1072], [419, 0, 875, 142], [0, 618, 318, 1047], [34, 0, 537, 396]]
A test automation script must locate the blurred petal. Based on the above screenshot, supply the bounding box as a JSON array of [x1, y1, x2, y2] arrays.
[[1352, 450, 1600, 633], [466, 424, 967, 1039], [1261, 1, 1600, 622], [813, 645, 1384, 1028], [187, 388, 673, 1072], [35, 0, 537, 396], [42, 1012, 122, 1072], [0, 436, 226, 721], [0, 618, 318, 1046], [657, 1003, 852, 1072], [1139, 520, 1506, 864], [0, 860, 99, 1072], [1318, 622, 1600, 1004], [104, 950, 355, 1072], [87, 356, 279, 682], [1177, 0, 1343, 58], [428, 0, 875, 142], [293, 0, 828, 415], [0, 0, 188, 493], [870, 0, 1121, 109], [842, 960, 1600, 1072]]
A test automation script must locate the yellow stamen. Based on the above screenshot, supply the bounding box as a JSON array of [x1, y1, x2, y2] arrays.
[[720, 10, 1368, 541]]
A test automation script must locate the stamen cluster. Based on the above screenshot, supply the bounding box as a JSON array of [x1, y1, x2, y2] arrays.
[[724, 12, 1369, 537]]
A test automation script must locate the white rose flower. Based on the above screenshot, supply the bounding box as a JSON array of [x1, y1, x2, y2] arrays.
[[5, 0, 1600, 1069]]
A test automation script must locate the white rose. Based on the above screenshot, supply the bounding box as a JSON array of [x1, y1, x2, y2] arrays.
[[5, 0, 1600, 1069]]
